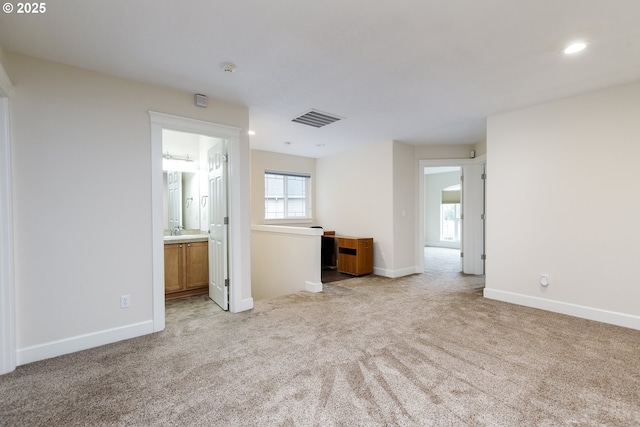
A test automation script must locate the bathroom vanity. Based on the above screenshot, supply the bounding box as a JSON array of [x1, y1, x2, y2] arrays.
[[164, 235, 209, 299]]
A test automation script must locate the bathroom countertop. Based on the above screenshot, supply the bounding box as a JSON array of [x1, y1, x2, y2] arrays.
[[163, 234, 208, 244]]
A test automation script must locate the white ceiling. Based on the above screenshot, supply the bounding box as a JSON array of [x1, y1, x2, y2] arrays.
[[1, 1, 640, 158]]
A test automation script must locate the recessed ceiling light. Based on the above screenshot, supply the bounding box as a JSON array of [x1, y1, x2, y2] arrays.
[[283, 141, 292, 145], [248, 130, 256, 136], [563, 42, 587, 55]]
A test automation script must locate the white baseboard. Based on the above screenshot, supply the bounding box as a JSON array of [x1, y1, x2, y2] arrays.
[[425, 242, 461, 249], [305, 281, 323, 293], [373, 266, 421, 279], [483, 288, 640, 330], [16, 320, 155, 366]]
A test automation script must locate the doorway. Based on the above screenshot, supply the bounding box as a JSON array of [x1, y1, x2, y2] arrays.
[[149, 112, 252, 332], [423, 167, 462, 273], [424, 247, 462, 272], [165, 294, 223, 324], [418, 157, 486, 276], [161, 129, 226, 319]]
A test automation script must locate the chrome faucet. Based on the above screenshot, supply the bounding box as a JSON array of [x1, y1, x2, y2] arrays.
[[171, 226, 183, 236]]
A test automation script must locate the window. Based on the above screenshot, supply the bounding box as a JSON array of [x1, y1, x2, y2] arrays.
[[265, 171, 311, 220], [440, 184, 461, 242]]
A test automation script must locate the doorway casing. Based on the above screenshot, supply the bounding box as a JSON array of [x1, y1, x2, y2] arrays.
[[149, 112, 253, 332], [0, 64, 15, 374]]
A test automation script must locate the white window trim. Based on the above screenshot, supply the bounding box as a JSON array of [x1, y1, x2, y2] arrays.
[[264, 170, 312, 222]]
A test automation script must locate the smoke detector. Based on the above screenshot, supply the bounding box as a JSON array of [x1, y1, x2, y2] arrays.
[[220, 62, 237, 73]]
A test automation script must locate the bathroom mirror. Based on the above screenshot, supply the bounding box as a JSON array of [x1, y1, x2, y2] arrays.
[[162, 128, 217, 233]]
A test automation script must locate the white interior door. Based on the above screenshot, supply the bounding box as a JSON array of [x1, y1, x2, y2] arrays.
[[208, 141, 228, 310], [459, 168, 464, 272], [461, 163, 486, 275]]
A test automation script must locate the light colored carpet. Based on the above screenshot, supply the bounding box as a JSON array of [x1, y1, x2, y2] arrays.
[[424, 246, 461, 273], [1, 270, 639, 426]]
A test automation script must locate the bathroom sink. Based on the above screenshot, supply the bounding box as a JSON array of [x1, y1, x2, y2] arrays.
[[163, 234, 208, 243]]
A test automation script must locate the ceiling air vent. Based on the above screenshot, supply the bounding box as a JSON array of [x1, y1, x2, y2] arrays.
[[292, 109, 343, 128]]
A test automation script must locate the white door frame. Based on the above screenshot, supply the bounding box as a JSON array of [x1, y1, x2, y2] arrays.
[[0, 64, 16, 374], [417, 155, 486, 275], [149, 112, 251, 332]]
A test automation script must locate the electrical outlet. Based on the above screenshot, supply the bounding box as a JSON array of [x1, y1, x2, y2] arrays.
[[120, 295, 131, 309]]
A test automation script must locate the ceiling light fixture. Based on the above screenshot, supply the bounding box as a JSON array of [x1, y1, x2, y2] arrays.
[[248, 130, 256, 136], [563, 41, 587, 55], [163, 152, 195, 162]]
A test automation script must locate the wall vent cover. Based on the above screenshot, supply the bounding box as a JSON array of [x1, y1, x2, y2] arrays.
[[292, 109, 343, 128]]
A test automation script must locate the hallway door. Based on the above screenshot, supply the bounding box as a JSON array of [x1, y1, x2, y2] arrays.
[[208, 140, 228, 310]]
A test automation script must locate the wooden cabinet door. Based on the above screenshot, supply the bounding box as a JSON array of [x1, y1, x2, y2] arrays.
[[358, 238, 374, 275], [164, 243, 184, 293], [185, 242, 209, 289]]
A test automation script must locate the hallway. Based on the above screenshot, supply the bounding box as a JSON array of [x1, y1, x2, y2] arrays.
[[424, 246, 461, 273]]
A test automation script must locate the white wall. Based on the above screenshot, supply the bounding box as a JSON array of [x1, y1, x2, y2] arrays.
[[249, 151, 320, 300], [414, 144, 475, 160], [162, 129, 200, 161], [250, 226, 322, 300], [485, 80, 640, 329], [474, 140, 487, 157], [424, 171, 461, 248], [392, 141, 418, 276], [316, 141, 396, 275], [4, 52, 251, 363], [250, 150, 316, 226]]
